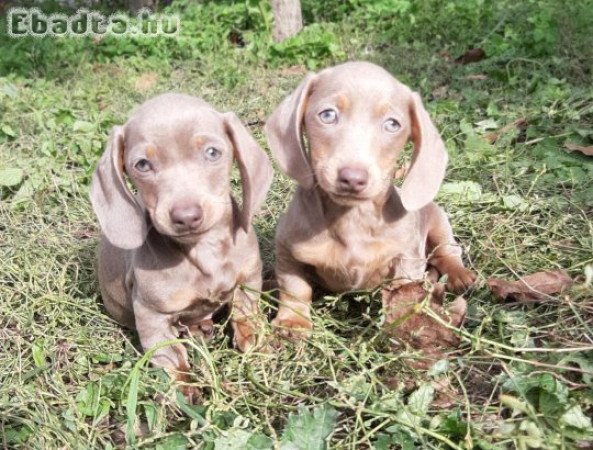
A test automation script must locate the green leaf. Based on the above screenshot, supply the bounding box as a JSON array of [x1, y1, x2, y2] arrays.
[[31, 340, 46, 368], [502, 194, 529, 211], [176, 390, 207, 426], [427, 359, 449, 377], [1, 124, 16, 137], [560, 405, 593, 431], [125, 366, 141, 446], [72, 120, 95, 133], [0, 168, 24, 187], [214, 429, 252, 450], [502, 373, 556, 396], [407, 383, 434, 416], [155, 433, 188, 450], [144, 402, 158, 432], [558, 354, 593, 386], [246, 433, 274, 450], [440, 181, 482, 202], [280, 404, 339, 450]]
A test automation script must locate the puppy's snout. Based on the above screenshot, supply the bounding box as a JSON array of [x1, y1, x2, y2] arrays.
[[337, 167, 369, 193], [170, 204, 204, 233]]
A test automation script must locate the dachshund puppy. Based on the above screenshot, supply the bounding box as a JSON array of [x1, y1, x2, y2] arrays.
[[265, 61, 476, 338], [91, 93, 273, 393]]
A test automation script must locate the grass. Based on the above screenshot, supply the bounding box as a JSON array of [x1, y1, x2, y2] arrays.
[[1, 0, 592, 448]]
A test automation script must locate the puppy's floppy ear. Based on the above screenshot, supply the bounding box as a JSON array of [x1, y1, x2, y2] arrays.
[[264, 73, 316, 189], [401, 93, 448, 211], [223, 112, 274, 231], [90, 126, 147, 249]]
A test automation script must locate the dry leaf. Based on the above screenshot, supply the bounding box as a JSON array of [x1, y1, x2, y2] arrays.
[[454, 48, 486, 65], [487, 270, 573, 302], [279, 65, 307, 77], [484, 118, 528, 144], [382, 281, 466, 363], [431, 85, 448, 100], [465, 74, 488, 81], [135, 73, 158, 93], [438, 50, 451, 61], [564, 142, 593, 156]]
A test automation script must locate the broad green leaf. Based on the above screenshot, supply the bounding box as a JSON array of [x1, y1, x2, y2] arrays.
[[560, 405, 593, 431], [475, 119, 499, 132], [502, 373, 558, 397], [558, 354, 593, 386], [72, 120, 95, 133], [1, 124, 16, 137], [214, 429, 252, 450], [246, 433, 274, 450], [155, 433, 188, 450], [31, 341, 46, 368], [500, 395, 532, 416], [0, 168, 23, 187], [407, 383, 434, 416], [280, 404, 339, 450], [440, 181, 482, 202], [502, 194, 529, 211], [427, 359, 449, 377]]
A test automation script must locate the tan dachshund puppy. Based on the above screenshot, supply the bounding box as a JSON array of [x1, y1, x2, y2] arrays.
[[91, 93, 273, 393], [265, 61, 476, 338]]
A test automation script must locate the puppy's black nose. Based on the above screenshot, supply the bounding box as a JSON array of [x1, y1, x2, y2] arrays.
[[170, 204, 203, 232], [337, 167, 368, 193]]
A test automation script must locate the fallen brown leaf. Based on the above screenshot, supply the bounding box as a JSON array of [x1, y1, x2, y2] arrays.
[[279, 65, 307, 77], [465, 74, 488, 81], [438, 50, 451, 61], [484, 118, 528, 144], [487, 270, 573, 302], [382, 281, 466, 368], [135, 72, 158, 93], [564, 142, 593, 156], [431, 85, 448, 100], [454, 48, 486, 65]]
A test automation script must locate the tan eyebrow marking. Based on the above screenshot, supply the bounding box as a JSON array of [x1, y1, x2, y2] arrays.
[[336, 94, 350, 112], [146, 146, 157, 158], [193, 136, 206, 147], [374, 102, 390, 118]]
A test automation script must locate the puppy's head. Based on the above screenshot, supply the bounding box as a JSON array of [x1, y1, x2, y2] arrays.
[[91, 93, 272, 249], [265, 61, 447, 210]]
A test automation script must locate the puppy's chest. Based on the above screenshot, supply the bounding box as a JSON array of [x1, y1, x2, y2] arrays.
[[139, 251, 242, 316], [292, 223, 427, 291]]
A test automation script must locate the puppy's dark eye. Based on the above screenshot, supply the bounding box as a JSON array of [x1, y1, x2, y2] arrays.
[[383, 118, 401, 133], [319, 109, 338, 124], [204, 147, 222, 161], [134, 158, 153, 173]]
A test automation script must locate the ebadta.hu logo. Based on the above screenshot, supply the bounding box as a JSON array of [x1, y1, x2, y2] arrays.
[[7, 7, 180, 37]]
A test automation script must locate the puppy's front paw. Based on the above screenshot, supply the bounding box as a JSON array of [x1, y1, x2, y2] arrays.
[[272, 315, 312, 341], [446, 267, 477, 293], [167, 366, 202, 405], [232, 318, 258, 352], [181, 318, 214, 341]]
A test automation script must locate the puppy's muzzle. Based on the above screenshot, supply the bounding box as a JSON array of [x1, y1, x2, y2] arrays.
[[169, 203, 204, 234]]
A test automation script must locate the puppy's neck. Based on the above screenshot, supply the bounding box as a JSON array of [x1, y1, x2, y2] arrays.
[[317, 185, 403, 224]]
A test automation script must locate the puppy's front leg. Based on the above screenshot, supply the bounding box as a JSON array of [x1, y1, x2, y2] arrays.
[[425, 204, 476, 292], [272, 254, 314, 339], [231, 279, 263, 352], [133, 299, 199, 401]]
